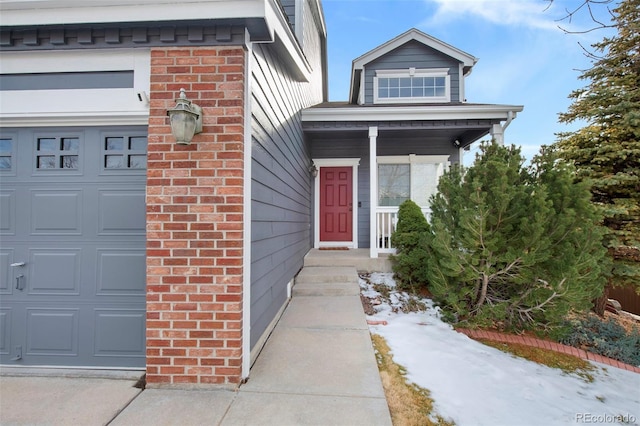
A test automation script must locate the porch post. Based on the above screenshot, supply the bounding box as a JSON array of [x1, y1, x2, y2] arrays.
[[491, 123, 504, 145], [369, 126, 378, 258]]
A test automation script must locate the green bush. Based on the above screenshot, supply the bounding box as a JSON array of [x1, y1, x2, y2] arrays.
[[425, 142, 608, 331], [390, 200, 431, 290], [561, 315, 640, 366]]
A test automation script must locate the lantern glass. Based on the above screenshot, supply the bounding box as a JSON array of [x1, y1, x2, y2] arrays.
[[166, 88, 202, 145], [169, 110, 198, 145]]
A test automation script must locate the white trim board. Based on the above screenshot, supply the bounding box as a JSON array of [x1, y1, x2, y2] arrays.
[[302, 104, 524, 123], [0, 49, 151, 127]]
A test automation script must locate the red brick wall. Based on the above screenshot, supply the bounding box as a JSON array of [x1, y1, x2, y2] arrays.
[[145, 46, 246, 387]]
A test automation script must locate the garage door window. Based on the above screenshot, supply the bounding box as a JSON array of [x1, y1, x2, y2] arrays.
[[36, 137, 79, 169], [0, 138, 12, 169], [104, 136, 147, 169]]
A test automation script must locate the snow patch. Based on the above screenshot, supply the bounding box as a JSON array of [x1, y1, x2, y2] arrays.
[[361, 273, 640, 426]]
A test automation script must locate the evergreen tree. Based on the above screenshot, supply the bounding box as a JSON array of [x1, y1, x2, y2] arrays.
[[556, 0, 640, 309], [390, 199, 430, 289], [426, 142, 607, 331]]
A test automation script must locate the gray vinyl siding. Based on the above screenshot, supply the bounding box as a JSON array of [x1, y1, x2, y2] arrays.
[[364, 40, 462, 104], [309, 133, 460, 248], [280, 0, 322, 72], [250, 35, 323, 348], [281, 0, 296, 31]]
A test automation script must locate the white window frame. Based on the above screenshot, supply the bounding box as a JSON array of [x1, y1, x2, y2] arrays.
[[377, 155, 450, 208], [373, 68, 450, 104]]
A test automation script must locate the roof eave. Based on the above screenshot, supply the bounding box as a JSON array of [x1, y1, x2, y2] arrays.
[[302, 104, 524, 122]]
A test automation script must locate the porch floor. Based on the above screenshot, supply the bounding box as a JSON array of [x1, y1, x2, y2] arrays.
[[304, 248, 393, 273]]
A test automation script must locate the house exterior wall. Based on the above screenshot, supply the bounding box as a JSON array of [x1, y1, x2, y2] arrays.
[[310, 133, 459, 248], [249, 4, 325, 352], [363, 40, 462, 104], [146, 46, 246, 387], [1, 0, 327, 386]]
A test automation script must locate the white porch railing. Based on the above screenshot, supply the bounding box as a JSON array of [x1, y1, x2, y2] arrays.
[[375, 207, 431, 254]]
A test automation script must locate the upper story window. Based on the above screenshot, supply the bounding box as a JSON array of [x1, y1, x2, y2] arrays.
[[374, 68, 450, 104]]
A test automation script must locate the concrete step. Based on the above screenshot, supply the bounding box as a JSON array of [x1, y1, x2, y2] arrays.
[[292, 282, 360, 297], [295, 266, 358, 284], [293, 266, 360, 297], [302, 249, 393, 273]]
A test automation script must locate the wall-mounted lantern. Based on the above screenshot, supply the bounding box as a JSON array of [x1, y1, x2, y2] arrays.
[[309, 163, 318, 177], [167, 88, 202, 145]]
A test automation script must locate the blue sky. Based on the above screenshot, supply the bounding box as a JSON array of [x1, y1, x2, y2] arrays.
[[321, 0, 616, 163]]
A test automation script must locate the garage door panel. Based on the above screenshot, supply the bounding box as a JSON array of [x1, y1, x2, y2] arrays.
[[0, 309, 12, 355], [98, 190, 146, 234], [0, 251, 13, 295], [97, 249, 146, 295], [0, 126, 147, 368], [94, 309, 145, 356], [29, 250, 81, 295], [31, 190, 83, 235], [26, 308, 79, 356], [0, 191, 15, 234]]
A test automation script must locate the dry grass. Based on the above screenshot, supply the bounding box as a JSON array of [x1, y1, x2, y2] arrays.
[[478, 339, 596, 382], [371, 334, 454, 426]]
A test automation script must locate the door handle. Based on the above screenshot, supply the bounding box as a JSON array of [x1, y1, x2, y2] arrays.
[[15, 274, 24, 291], [10, 346, 22, 361], [11, 262, 25, 267]]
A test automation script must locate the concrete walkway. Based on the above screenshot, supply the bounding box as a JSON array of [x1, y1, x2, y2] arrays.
[[0, 256, 392, 426]]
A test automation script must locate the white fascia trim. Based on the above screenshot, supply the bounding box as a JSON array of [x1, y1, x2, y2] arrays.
[[0, 49, 151, 74], [312, 158, 360, 249], [375, 68, 449, 76], [352, 28, 477, 71], [0, 0, 266, 26], [312, 0, 327, 38], [259, 0, 311, 82], [0, 113, 149, 127], [302, 104, 524, 122], [242, 30, 253, 381]]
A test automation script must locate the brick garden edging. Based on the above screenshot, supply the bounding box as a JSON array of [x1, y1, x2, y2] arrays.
[[457, 328, 640, 374]]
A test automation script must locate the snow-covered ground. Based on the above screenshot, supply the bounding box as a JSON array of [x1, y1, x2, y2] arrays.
[[361, 273, 640, 426]]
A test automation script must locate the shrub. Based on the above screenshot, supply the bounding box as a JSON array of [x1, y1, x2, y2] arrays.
[[561, 315, 640, 366], [390, 200, 431, 290], [425, 142, 608, 331]]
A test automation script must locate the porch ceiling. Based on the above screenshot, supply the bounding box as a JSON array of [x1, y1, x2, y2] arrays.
[[303, 125, 490, 149], [301, 102, 523, 149]]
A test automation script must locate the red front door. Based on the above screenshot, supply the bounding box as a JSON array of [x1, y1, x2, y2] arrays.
[[320, 167, 353, 242]]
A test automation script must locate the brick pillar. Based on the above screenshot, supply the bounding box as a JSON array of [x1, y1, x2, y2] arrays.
[[145, 46, 246, 387]]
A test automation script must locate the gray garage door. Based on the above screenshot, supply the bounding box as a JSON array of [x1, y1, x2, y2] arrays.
[[0, 126, 147, 368]]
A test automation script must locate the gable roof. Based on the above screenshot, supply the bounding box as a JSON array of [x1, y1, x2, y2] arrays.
[[353, 28, 477, 70], [349, 28, 478, 103]]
